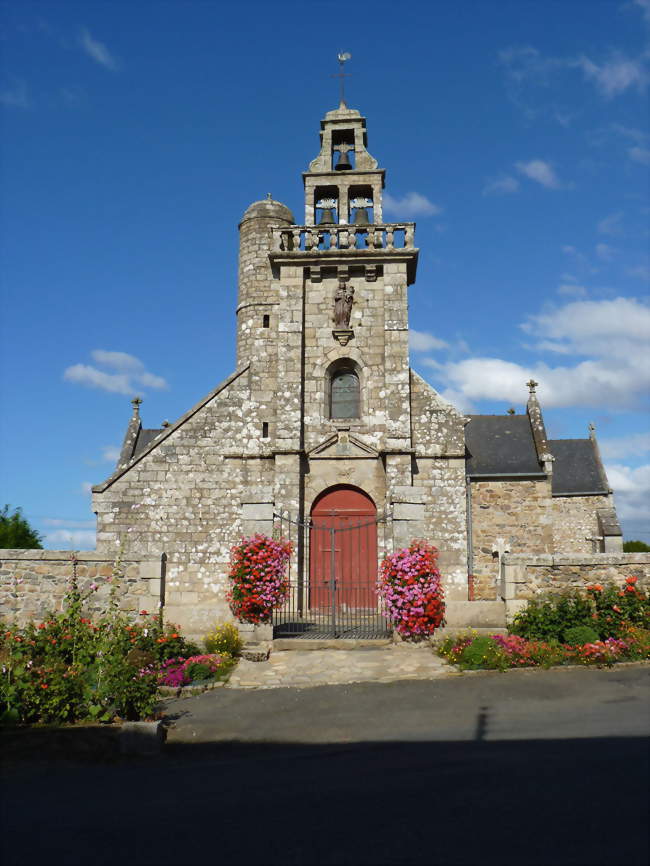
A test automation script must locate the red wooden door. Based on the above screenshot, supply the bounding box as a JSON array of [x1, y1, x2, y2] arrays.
[[309, 486, 378, 611]]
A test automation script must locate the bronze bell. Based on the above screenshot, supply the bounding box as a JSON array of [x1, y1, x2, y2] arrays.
[[318, 208, 336, 225], [335, 150, 352, 171], [352, 207, 370, 226]]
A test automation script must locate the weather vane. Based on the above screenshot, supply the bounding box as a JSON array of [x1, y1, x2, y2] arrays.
[[332, 52, 352, 107]]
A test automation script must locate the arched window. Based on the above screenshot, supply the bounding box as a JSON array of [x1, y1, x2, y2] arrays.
[[330, 369, 360, 419]]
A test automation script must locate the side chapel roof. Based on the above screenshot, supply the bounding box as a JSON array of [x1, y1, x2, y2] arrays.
[[465, 415, 609, 496]]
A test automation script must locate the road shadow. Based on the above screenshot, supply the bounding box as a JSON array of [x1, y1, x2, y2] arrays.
[[2, 734, 647, 865]]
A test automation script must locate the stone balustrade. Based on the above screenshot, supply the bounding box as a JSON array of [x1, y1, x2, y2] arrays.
[[272, 223, 416, 253]]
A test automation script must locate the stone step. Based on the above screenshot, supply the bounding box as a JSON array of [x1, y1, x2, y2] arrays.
[[273, 638, 392, 651], [431, 627, 508, 643], [444, 600, 507, 628]]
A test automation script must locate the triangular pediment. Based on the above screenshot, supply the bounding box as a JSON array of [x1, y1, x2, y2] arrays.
[[308, 431, 379, 460]]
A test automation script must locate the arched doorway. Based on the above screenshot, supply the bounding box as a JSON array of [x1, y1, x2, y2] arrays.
[[309, 485, 378, 614]]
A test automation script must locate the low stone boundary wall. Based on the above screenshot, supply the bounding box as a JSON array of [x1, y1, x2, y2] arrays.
[[0, 550, 162, 626], [501, 552, 650, 618]]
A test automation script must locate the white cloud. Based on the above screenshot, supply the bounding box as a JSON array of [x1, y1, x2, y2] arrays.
[[417, 297, 650, 411], [635, 0, 650, 24], [575, 53, 649, 98], [516, 159, 562, 189], [64, 350, 168, 395], [599, 433, 650, 460], [383, 192, 442, 218], [595, 243, 616, 262], [557, 283, 588, 297], [482, 175, 520, 196], [522, 297, 650, 351], [102, 445, 121, 462], [629, 146, 650, 165], [409, 330, 448, 352], [626, 265, 650, 280], [44, 528, 96, 550], [81, 481, 93, 495], [91, 349, 144, 372], [80, 28, 118, 71], [0, 79, 29, 108], [606, 463, 650, 526], [597, 212, 624, 236]]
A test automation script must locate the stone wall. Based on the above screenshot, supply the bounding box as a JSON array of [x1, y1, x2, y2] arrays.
[[551, 494, 611, 552], [470, 479, 553, 600], [501, 552, 650, 618], [0, 550, 161, 627]]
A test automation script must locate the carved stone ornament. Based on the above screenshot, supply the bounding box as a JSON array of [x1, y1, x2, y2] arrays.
[[332, 328, 354, 346]]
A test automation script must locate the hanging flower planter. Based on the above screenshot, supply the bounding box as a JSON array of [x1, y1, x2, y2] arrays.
[[227, 534, 293, 624], [377, 540, 445, 639]]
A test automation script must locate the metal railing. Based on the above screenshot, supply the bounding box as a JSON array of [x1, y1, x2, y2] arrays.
[[272, 510, 391, 639]]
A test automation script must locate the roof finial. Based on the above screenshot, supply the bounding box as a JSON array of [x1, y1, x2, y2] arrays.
[[588, 422, 596, 436], [131, 396, 142, 417], [333, 52, 352, 108], [526, 379, 539, 396], [266, 192, 272, 201]]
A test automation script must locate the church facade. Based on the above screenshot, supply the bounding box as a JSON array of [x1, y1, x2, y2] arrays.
[[92, 103, 622, 637]]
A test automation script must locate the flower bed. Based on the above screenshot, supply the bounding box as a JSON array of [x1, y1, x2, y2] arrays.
[[439, 628, 650, 671], [377, 541, 445, 639], [438, 577, 650, 672], [0, 555, 240, 726]]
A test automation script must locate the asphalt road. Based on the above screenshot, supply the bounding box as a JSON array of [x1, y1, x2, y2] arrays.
[[2, 666, 648, 866]]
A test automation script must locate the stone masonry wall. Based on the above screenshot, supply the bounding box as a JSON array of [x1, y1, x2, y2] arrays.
[[551, 494, 611, 552], [501, 553, 650, 618], [470, 479, 554, 600], [93, 367, 277, 637], [0, 550, 161, 627]]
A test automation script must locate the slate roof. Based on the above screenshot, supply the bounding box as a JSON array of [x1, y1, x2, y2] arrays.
[[465, 415, 542, 476], [548, 438, 608, 495], [465, 415, 608, 495], [132, 428, 162, 459]]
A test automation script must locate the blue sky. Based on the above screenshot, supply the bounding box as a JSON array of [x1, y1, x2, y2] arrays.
[[1, 0, 648, 548]]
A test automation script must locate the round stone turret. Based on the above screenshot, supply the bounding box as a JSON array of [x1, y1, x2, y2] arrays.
[[240, 198, 294, 225], [236, 196, 294, 367]]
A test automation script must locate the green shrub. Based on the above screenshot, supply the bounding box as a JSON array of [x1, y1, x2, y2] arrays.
[[452, 635, 509, 671], [204, 622, 243, 657], [510, 592, 594, 642], [564, 625, 599, 646], [184, 662, 213, 682]]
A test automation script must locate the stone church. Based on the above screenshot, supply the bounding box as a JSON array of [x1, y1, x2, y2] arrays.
[[92, 102, 622, 638]]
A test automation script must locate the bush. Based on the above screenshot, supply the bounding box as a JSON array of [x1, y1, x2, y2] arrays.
[[204, 622, 243, 656], [510, 591, 593, 642], [586, 578, 650, 639], [564, 625, 599, 646], [158, 654, 233, 688], [0, 558, 206, 724]]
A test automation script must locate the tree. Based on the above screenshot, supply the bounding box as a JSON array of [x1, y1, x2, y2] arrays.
[[0, 505, 43, 549], [623, 539, 650, 553]]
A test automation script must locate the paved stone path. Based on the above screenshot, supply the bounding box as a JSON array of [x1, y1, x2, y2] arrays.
[[226, 645, 458, 689]]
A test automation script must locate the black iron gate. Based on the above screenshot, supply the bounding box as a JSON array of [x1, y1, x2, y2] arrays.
[[272, 510, 391, 639]]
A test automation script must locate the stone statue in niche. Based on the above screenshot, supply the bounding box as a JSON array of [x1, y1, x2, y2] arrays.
[[333, 280, 355, 327]]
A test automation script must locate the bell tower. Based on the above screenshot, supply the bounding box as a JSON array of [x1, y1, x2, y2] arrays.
[[303, 104, 385, 227]]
